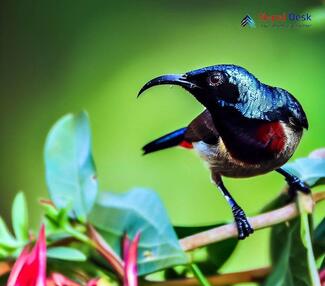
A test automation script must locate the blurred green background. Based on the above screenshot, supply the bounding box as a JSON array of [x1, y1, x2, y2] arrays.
[[1, 0, 325, 283]]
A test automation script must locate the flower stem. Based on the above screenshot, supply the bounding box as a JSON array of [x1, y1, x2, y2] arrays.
[[190, 264, 211, 286], [64, 224, 91, 245], [87, 224, 125, 280]]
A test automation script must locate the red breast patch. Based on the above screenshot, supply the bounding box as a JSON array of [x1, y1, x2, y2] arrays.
[[256, 122, 285, 152], [179, 140, 193, 149]]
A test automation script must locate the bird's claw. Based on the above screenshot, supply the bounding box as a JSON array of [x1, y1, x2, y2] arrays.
[[286, 176, 310, 198], [232, 205, 254, 240]]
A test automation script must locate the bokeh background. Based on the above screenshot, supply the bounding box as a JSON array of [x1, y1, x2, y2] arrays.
[[1, 0, 325, 284]]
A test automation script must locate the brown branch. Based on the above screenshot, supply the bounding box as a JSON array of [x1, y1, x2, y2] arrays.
[[180, 192, 325, 252], [142, 267, 271, 286]]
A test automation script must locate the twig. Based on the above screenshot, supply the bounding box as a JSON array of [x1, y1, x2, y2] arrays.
[[143, 267, 271, 286], [180, 192, 325, 251]]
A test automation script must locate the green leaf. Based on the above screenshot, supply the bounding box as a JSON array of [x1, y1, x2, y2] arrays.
[[42, 204, 71, 241], [11, 192, 29, 241], [44, 112, 98, 219], [42, 203, 70, 228], [0, 217, 20, 249], [313, 218, 325, 259], [175, 225, 238, 273], [47, 246, 87, 261], [89, 188, 188, 275], [0, 247, 9, 259], [283, 157, 325, 187], [265, 196, 320, 286], [41, 202, 73, 240], [321, 256, 325, 269]]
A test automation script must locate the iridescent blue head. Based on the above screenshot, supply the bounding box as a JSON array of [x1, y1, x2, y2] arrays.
[[138, 64, 308, 130]]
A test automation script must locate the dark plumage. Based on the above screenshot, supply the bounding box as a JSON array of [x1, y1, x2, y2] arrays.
[[138, 64, 309, 239]]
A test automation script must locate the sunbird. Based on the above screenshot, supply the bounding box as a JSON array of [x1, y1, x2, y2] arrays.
[[138, 64, 309, 239]]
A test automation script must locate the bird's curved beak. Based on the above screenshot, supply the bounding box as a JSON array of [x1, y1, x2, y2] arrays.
[[138, 74, 199, 97]]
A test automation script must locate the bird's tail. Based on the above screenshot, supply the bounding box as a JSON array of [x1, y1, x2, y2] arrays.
[[142, 127, 192, 155]]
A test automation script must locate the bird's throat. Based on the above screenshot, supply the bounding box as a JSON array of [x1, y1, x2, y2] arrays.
[[255, 122, 285, 153]]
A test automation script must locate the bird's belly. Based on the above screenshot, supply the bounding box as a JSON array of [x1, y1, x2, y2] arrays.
[[192, 137, 296, 178]]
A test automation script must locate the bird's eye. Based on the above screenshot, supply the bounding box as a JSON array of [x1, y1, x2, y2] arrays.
[[208, 72, 225, 87]]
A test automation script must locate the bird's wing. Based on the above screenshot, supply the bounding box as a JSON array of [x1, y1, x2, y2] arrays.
[[185, 109, 219, 144]]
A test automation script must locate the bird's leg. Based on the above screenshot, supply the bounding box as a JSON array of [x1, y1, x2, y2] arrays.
[[276, 168, 310, 198], [212, 173, 254, 240]]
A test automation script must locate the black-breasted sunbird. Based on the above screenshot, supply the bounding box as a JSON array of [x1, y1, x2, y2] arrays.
[[138, 64, 309, 239]]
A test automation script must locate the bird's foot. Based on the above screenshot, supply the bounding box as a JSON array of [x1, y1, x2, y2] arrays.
[[232, 205, 254, 240], [286, 176, 310, 199]]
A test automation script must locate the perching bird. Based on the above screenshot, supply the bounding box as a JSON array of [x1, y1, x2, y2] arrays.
[[138, 64, 309, 239]]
